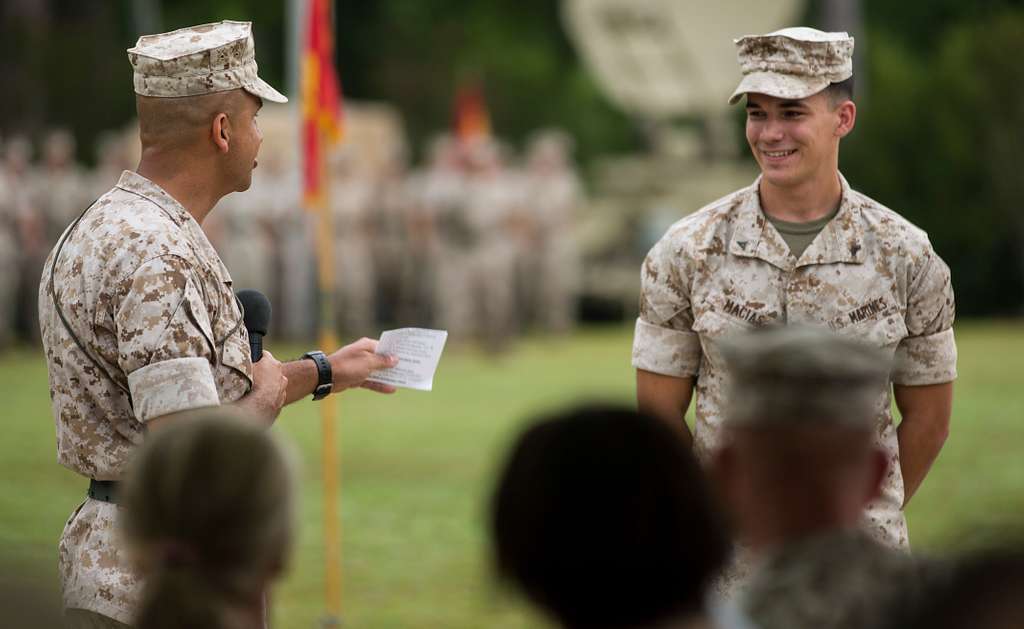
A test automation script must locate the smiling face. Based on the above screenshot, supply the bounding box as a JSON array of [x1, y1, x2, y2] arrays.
[[745, 90, 855, 190]]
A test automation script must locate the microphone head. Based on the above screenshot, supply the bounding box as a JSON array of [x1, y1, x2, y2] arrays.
[[236, 289, 271, 336]]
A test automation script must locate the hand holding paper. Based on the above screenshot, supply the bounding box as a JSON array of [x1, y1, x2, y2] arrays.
[[367, 328, 448, 391]]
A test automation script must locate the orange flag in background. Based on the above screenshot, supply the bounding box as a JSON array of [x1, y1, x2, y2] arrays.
[[453, 81, 491, 143], [302, 0, 342, 209]]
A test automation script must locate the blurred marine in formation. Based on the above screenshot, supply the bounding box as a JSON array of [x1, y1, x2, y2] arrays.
[[522, 129, 582, 334], [330, 147, 377, 338], [632, 27, 957, 594], [463, 139, 522, 351], [36, 129, 91, 244], [4, 137, 45, 342], [408, 135, 466, 336], [0, 138, 21, 349]]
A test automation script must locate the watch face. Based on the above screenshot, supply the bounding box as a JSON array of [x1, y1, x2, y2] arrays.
[[313, 382, 333, 400]]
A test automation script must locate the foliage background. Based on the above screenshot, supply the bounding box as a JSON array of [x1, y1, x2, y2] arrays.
[[2, 0, 1020, 312]]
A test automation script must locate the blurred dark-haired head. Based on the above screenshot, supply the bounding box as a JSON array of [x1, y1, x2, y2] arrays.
[[490, 404, 728, 629]]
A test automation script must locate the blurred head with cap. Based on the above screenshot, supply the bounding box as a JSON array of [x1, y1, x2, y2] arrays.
[[732, 27, 857, 193], [711, 325, 890, 553], [128, 21, 288, 211]]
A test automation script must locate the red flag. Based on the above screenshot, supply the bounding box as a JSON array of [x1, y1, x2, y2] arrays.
[[302, 0, 343, 209], [453, 81, 491, 143]]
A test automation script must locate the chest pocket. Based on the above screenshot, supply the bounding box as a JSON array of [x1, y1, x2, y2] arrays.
[[210, 287, 254, 399], [832, 312, 908, 352], [692, 309, 757, 369]]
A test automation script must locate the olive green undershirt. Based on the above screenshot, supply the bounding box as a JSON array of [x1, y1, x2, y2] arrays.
[[765, 205, 840, 259]]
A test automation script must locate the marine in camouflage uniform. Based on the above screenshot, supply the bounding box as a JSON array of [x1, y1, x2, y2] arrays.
[[0, 146, 19, 349], [715, 327, 944, 629], [41, 27, 398, 627], [463, 140, 522, 352], [90, 132, 136, 200], [27, 131, 92, 343], [4, 137, 45, 344], [35, 129, 91, 244], [742, 529, 940, 629], [41, 170, 256, 624], [523, 130, 583, 334], [263, 151, 315, 341], [632, 27, 956, 596], [330, 148, 377, 338], [418, 135, 474, 341], [39, 22, 290, 627]]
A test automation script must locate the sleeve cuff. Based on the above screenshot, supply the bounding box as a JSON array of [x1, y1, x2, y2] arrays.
[[127, 357, 221, 422], [893, 328, 958, 386], [631, 318, 702, 377]]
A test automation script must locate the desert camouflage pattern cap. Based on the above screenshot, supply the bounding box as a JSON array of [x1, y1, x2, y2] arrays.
[[127, 20, 287, 103], [728, 27, 853, 105], [722, 325, 889, 430]]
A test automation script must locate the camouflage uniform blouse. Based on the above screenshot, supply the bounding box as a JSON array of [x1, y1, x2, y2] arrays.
[[39, 170, 253, 622], [741, 530, 943, 629], [632, 173, 957, 552]]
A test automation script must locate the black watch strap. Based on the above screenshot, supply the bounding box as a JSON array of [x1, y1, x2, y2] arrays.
[[302, 350, 333, 401]]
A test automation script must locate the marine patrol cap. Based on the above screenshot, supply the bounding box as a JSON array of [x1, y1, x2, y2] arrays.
[[722, 325, 888, 429], [127, 20, 287, 103], [728, 27, 854, 105]]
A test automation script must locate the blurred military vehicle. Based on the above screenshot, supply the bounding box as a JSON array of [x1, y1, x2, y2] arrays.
[[562, 0, 798, 319]]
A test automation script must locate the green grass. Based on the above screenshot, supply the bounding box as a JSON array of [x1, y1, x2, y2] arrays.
[[1, 322, 1023, 628]]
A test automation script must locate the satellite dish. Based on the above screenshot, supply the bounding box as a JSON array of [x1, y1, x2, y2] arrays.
[[563, 0, 800, 118]]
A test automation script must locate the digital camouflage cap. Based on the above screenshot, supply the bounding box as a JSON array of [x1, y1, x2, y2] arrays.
[[729, 27, 854, 105], [722, 325, 889, 430], [127, 20, 287, 103]]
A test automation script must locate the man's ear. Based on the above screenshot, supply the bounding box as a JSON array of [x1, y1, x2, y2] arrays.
[[835, 100, 856, 139], [212, 112, 231, 153]]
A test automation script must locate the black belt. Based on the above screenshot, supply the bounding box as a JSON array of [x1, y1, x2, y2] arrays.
[[88, 479, 121, 504]]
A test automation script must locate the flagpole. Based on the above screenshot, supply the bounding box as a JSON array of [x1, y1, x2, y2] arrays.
[[301, 0, 344, 624], [319, 0, 343, 620], [318, 164, 342, 626]]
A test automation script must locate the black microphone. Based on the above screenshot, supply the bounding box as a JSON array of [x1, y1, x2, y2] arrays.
[[236, 289, 271, 362]]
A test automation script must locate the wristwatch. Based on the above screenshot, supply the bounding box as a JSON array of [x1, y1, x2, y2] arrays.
[[302, 350, 333, 401]]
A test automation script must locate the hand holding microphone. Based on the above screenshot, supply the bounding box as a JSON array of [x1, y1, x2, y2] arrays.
[[236, 289, 287, 420]]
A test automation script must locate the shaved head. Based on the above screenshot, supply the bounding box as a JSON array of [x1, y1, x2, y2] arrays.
[[136, 89, 254, 150], [133, 87, 265, 207]]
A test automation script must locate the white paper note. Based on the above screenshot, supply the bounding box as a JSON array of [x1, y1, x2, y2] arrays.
[[366, 328, 449, 391]]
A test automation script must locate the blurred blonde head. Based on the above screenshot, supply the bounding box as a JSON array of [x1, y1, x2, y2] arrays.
[[121, 412, 296, 629], [43, 128, 76, 168], [526, 129, 574, 172]]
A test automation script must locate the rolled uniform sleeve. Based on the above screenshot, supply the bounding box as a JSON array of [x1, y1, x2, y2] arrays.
[[114, 255, 221, 421], [893, 246, 957, 385], [632, 237, 703, 377]]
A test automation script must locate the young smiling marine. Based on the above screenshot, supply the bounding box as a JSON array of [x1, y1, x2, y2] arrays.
[[632, 28, 957, 561]]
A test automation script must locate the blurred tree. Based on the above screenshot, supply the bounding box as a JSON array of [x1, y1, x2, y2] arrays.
[[0, 0, 287, 166], [837, 9, 1024, 314], [0, 1, 133, 164], [333, 0, 638, 164], [3, 0, 1021, 312]]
